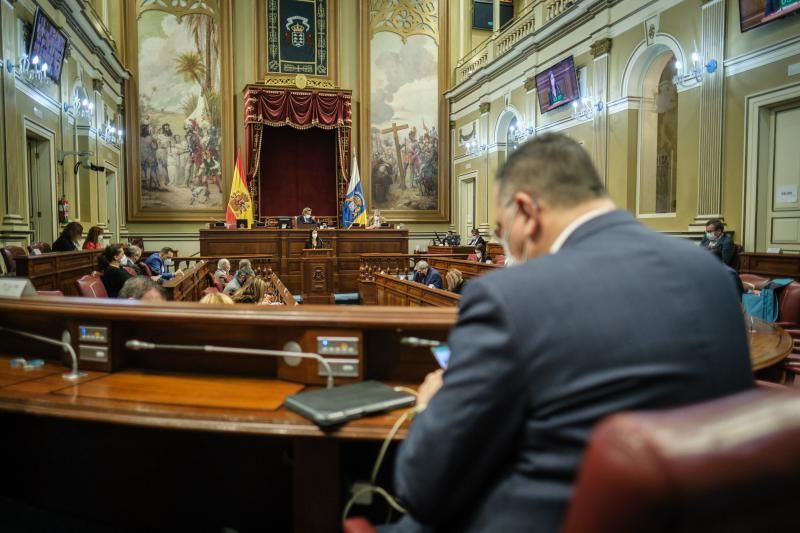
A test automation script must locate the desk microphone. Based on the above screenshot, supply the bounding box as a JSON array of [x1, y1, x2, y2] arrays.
[[0, 326, 87, 381], [124, 339, 334, 389], [400, 336, 441, 347]]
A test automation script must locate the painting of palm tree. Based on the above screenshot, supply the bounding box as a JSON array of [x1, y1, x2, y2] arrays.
[[137, 10, 223, 211]]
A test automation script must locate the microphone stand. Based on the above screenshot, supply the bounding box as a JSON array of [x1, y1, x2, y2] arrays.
[[0, 326, 87, 381], [126, 340, 335, 389]]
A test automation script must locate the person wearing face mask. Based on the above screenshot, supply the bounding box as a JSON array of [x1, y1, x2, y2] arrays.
[[96, 245, 132, 298], [389, 133, 752, 533], [304, 229, 326, 249], [699, 218, 735, 265], [472, 243, 492, 264], [52, 222, 83, 252], [145, 247, 183, 280]]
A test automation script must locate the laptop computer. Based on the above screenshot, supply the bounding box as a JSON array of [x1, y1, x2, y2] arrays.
[[284, 380, 416, 427]]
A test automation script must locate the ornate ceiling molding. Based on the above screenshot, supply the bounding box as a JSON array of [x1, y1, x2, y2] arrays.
[[138, 0, 218, 21], [369, 0, 439, 44]]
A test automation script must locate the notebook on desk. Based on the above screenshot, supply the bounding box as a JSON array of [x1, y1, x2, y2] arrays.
[[284, 380, 416, 427]]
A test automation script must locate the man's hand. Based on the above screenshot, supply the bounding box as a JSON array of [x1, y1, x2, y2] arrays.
[[175, 269, 184, 277], [417, 368, 444, 408]]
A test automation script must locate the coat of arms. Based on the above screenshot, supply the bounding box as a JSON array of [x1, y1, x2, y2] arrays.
[[285, 16, 311, 48]]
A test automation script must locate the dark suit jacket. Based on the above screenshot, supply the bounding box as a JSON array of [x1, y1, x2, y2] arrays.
[[52, 235, 77, 252], [467, 235, 486, 247], [699, 233, 735, 265], [297, 215, 317, 225], [413, 267, 443, 290], [392, 210, 753, 533]]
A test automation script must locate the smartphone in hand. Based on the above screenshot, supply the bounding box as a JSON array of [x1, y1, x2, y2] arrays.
[[430, 344, 451, 368]]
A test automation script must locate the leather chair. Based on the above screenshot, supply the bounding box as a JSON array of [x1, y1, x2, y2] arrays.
[[75, 274, 108, 298], [562, 389, 800, 533], [28, 242, 52, 254], [345, 390, 800, 533], [122, 266, 138, 277], [1, 245, 26, 274], [207, 272, 225, 293], [138, 262, 154, 277]]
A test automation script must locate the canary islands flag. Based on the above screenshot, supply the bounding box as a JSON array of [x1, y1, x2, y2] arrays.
[[226, 148, 254, 228], [342, 155, 367, 228]]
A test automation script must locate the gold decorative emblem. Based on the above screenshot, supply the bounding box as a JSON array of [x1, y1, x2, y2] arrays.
[[295, 74, 308, 89]]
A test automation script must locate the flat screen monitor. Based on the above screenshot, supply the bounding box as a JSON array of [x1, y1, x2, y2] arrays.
[[28, 7, 68, 83], [236, 219, 248, 229], [277, 216, 293, 229], [739, 0, 800, 32], [535, 56, 580, 114]]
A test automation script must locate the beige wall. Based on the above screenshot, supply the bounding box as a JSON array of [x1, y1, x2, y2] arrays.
[[448, 0, 800, 248]]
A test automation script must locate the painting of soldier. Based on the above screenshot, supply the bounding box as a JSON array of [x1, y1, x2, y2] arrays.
[[137, 9, 224, 210]]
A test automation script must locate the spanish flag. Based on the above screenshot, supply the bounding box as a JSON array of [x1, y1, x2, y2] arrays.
[[226, 148, 254, 228]]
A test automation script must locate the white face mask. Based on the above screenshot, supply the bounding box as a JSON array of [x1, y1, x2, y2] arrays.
[[164, 258, 174, 266], [312, 232, 318, 238], [705, 231, 716, 241]]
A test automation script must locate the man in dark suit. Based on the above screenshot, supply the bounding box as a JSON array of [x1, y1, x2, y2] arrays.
[[412, 260, 443, 289], [700, 218, 735, 265], [390, 133, 753, 533]]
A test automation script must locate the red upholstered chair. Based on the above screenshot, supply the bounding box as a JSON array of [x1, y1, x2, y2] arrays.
[[206, 272, 225, 293], [467, 253, 478, 261], [343, 517, 377, 533], [561, 389, 800, 533], [201, 287, 219, 297], [122, 266, 137, 277], [75, 274, 108, 298], [138, 262, 154, 277], [494, 254, 506, 266], [36, 290, 64, 297], [28, 242, 52, 254], [1, 245, 27, 274]]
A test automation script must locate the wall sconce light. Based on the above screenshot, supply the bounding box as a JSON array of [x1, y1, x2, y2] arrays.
[[99, 121, 123, 145], [672, 51, 717, 87], [63, 86, 94, 118], [5, 55, 52, 86], [572, 97, 604, 121], [466, 139, 487, 155], [509, 123, 535, 142]]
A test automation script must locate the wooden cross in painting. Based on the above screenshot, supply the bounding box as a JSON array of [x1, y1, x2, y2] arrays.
[[381, 122, 409, 190]]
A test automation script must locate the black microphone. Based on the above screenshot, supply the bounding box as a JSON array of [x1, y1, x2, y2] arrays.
[[124, 339, 335, 388]]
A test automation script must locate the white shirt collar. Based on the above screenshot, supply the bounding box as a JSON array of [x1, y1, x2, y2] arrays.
[[549, 207, 615, 254]]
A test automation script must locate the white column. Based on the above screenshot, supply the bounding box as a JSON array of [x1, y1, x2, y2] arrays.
[[693, 0, 726, 227], [591, 38, 611, 184]]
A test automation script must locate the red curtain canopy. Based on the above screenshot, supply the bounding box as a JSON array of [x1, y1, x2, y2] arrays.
[[244, 87, 352, 129]]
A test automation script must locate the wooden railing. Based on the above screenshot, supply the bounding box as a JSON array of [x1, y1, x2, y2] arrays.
[[373, 273, 460, 307], [173, 255, 273, 273], [15, 249, 102, 296], [426, 257, 501, 281], [455, 0, 580, 84], [269, 269, 298, 306], [162, 260, 211, 301]]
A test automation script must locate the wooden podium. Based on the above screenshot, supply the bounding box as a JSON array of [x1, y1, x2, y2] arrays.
[[301, 248, 335, 304]]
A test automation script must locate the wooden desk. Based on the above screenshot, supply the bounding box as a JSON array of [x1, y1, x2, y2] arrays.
[[15, 249, 102, 295], [748, 318, 793, 371], [369, 273, 460, 307], [426, 245, 473, 255], [427, 256, 501, 281], [199, 228, 408, 294], [301, 248, 334, 304], [0, 356, 414, 532], [162, 259, 210, 301], [738, 252, 800, 280]]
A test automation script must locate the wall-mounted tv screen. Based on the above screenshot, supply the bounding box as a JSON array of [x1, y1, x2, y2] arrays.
[[535, 56, 580, 114], [739, 0, 800, 32], [28, 7, 68, 83]]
